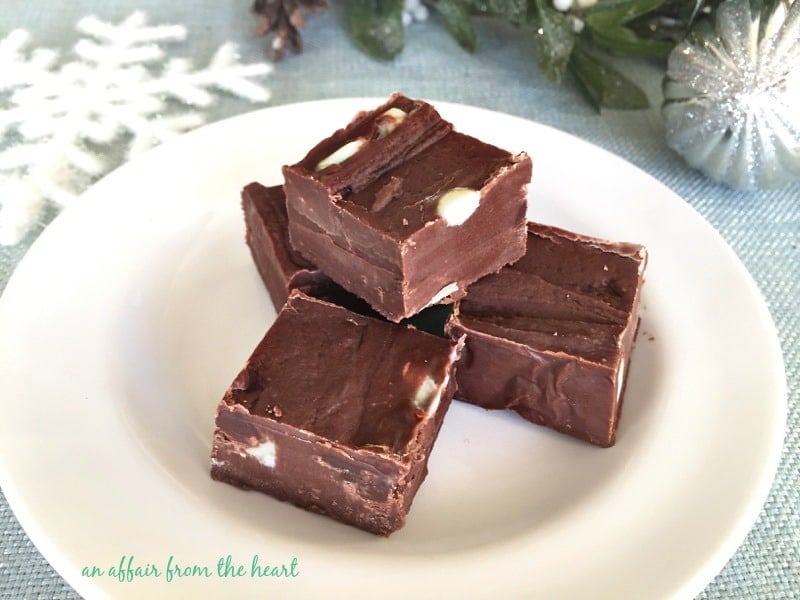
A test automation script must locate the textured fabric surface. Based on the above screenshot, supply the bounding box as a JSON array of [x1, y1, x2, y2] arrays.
[[1, 3, 797, 599]]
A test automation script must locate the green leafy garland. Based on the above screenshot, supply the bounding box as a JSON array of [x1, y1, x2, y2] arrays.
[[346, 0, 727, 109]]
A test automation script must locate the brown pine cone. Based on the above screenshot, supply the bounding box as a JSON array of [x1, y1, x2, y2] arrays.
[[252, 0, 328, 60]]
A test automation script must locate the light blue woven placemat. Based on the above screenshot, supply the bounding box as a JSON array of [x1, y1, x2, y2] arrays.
[[1, 3, 797, 598]]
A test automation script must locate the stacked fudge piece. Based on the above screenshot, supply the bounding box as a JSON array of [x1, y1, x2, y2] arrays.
[[211, 93, 646, 535], [281, 93, 531, 322]]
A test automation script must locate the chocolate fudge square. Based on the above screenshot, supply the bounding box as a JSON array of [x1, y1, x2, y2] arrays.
[[446, 222, 647, 447], [282, 93, 532, 322], [211, 291, 462, 535], [241, 181, 453, 334], [242, 181, 329, 309], [241, 181, 371, 313]]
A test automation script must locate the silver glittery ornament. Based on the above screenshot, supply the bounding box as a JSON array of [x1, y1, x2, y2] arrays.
[[662, 0, 800, 190]]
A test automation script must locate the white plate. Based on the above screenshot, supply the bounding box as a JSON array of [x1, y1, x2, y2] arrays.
[[0, 99, 786, 599]]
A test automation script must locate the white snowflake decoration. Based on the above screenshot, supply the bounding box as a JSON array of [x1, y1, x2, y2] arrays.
[[0, 12, 273, 245]]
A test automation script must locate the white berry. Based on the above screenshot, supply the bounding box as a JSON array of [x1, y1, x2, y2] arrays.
[[427, 282, 459, 307], [413, 376, 438, 409], [376, 108, 407, 138], [246, 439, 277, 468], [436, 187, 480, 226], [314, 138, 366, 171]]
